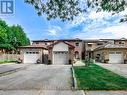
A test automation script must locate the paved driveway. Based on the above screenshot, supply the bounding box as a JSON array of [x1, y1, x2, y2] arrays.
[[0, 63, 30, 74], [96, 63, 127, 78], [0, 64, 84, 95]]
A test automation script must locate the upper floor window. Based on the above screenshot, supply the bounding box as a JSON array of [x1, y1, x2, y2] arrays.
[[97, 43, 103, 45], [36, 42, 39, 44], [119, 41, 125, 45], [45, 43, 47, 45], [88, 44, 92, 47], [75, 42, 79, 46]]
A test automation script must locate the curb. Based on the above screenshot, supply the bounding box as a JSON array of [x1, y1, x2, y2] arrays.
[[71, 65, 85, 95], [71, 65, 77, 90]]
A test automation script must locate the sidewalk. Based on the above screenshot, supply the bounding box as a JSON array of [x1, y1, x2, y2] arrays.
[[85, 91, 127, 95]]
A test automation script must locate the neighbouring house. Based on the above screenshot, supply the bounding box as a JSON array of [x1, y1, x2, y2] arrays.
[[93, 38, 127, 64], [19, 38, 127, 64], [84, 40, 108, 59], [19, 45, 48, 64]]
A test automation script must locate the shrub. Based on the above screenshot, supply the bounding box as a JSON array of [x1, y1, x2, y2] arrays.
[[83, 58, 94, 67], [0, 60, 18, 64], [48, 60, 52, 65]]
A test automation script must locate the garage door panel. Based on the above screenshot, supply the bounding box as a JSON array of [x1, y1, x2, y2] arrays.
[[24, 54, 39, 63], [24, 53, 40, 63], [53, 52, 69, 65], [109, 52, 124, 63]]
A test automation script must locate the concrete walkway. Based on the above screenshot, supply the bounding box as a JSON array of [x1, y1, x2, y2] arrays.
[[0, 90, 84, 95], [73, 60, 85, 66], [85, 91, 127, 95], [0, 64, 84, 95], [95, 62, 127, 78]]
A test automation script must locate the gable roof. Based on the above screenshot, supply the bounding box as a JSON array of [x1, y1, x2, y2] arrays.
[[32, 38, 82, 42], [47, 41, 75, 49], [19, 45, 47, 50], [94, 43, 127, 51]]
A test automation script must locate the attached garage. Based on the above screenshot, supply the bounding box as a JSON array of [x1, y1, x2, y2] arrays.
[[24, 51, 40, 63], [109, 51, 124, 64], [19, 45, 48, 64], [53, 51, 69, 65], [94, 44, 127, 64], [48, 41, 75, 65], [52, 42, 69, 65]]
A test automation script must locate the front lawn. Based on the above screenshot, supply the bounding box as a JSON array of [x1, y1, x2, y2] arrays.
[[0, 60, 17, 64], [74, 64, 127, 90]]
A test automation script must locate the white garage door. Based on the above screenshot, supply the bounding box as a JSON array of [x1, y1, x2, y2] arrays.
[[53, 51, 69, 65], [24, 51, 40, 63], [109, 51, 124, 64]]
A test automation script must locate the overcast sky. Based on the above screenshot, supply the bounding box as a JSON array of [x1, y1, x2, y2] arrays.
[[0, 0, 127, 40]]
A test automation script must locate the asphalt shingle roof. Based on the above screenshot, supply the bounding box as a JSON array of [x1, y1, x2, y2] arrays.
[[94, 44, 127, 50]]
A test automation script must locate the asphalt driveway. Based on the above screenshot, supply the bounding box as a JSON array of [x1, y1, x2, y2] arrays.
[[96, 63, 127, 78], [0, 64, 84, 95]]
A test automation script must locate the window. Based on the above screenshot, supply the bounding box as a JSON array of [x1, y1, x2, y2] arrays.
[[109, 52, 115, 54], [45, 43, 47, 45], [36, 52, 39, 54], [88, 44, 92, 47], [75, 42, 79, 46], [61, 52, 64, 54], [116, 52, 121, 54], [97, 43, 103, 45], [26, 52, 29, 54], [29, 52, 32, 54], [119, 41, 125, 45], [97, 54, 100, 56], [36, 42, 39, 44]]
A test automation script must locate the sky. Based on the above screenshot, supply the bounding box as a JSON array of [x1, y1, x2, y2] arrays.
[[0, 0, 127, 40]]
